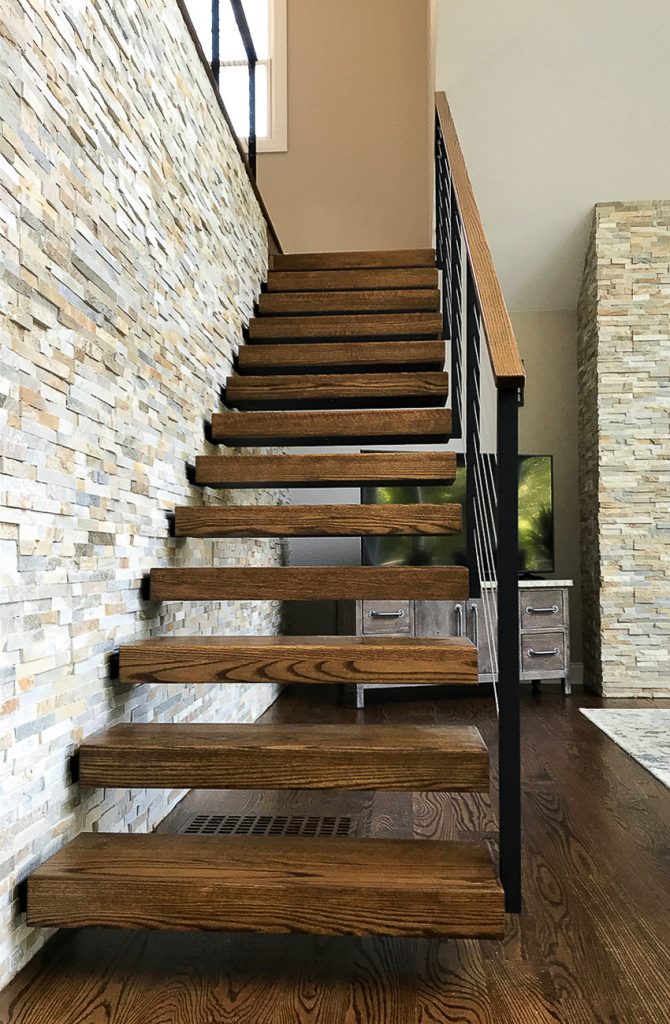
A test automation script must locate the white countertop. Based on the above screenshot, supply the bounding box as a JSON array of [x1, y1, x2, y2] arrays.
[[482, 579, 573, 589]]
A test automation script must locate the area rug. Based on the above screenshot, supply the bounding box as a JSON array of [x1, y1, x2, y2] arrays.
[[580, 708, 670, 789]]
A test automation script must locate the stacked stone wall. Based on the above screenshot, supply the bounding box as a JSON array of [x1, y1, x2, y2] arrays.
[[577, 202, 670, 697], [0, 0, 285, 984]]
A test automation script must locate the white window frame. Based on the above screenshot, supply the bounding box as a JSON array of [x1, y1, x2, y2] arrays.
[[221, 0, 287, 153]]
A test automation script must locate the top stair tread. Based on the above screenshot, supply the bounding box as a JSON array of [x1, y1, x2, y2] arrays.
[[270, 249, 436, 272], [266, 267, 439, 292]]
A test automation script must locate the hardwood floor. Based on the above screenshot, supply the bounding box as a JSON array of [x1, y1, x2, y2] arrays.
[[3, 688, 670, 1023]]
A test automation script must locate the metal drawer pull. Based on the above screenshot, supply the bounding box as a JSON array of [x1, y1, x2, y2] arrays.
[[368, 609, 405, 619], [525, 604, 559, 615], [527, 647, 560, 658]]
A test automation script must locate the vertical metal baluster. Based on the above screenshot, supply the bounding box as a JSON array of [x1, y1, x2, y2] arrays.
[[248, 57, 257, 176], [450, 185, 462, 439], [435, 114, 443, 270], [497, 386, 522, 913], [465, 263, 481, 600], [211, 0, 220, 85]]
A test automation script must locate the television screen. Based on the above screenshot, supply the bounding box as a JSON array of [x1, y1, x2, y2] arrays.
[[361, 454, 554, 575]]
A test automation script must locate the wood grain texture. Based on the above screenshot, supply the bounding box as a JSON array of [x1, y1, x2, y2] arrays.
[[269, 249, 436, 272], [435, 92, 524, 390], [173, 502, 462, 537], [267, 266, 439, 292], [236, 339, 446, 374], [78, 723, 489, 790], [149, 566, 470, 602], [27, 833, 503, 937], [9, 692, 670, 1023], [224, 371, 449, 410], [247, 312, 442, 341], [117, 635, 478, 686], [258, 288, 440, 315], [209, 408, 452, 446], [195, 451, 457, 487]]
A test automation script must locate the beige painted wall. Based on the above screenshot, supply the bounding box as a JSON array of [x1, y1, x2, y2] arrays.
[[258, 0, 433, 253], [434, 0, 670, 664], [436, 0, 670, 312], [514, 312, 582, 658]]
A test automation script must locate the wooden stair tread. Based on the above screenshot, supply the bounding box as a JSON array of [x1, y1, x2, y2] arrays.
[[258, 288, 440, 315], [224, 371, 449, 410], [78, 723, 488, 790], [236, 340, 445, 374], [209, 408, 452, 446], [27, 833, 504, 937], [117, 635, 478, 686], [248, 312, 442, 341], [149, 566, 469, 601], [174, 503, 461, 537], [195, 451, 457, 487], [270, 248, 436, 272], [266, 267, 439, 292]]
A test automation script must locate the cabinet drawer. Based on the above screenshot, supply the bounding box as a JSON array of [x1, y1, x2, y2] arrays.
[[520, 590, 565, 630], [362, 600, 412, 634], [521, 632, 566, 673]]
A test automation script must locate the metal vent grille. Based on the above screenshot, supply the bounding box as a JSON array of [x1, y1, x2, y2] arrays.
[[180, 814, 355, 837]]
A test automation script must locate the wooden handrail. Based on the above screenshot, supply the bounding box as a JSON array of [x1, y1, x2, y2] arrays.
[[177, 0, 282, 253], [435, 92, 523, 389]]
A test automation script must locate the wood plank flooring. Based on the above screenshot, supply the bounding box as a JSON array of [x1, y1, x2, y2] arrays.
[[3, 689, 670, 1023]]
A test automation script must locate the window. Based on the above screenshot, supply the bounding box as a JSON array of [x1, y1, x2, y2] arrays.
[[186, 1, 287, 152]]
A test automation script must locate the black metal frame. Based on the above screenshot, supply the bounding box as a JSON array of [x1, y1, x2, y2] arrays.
[[435, 114, 522, 913], [211, 0, 257, 176]]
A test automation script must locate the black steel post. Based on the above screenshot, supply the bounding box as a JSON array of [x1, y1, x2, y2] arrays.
[[211, 0, 220, 85], [248, 59, 257, 176], [435, 115, 444, 270], [450, 183, 462, 438], [496, 386, 522, 913], [465, 263, 481, 600]]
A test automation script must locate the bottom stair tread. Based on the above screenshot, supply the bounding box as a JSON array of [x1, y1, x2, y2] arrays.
[[78, 722, 489, 790], [27, 833, 504, 938]]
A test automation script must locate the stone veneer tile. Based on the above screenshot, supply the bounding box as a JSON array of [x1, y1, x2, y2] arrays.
[[577, 202, 670, 698], [0, 0, 287, 986]]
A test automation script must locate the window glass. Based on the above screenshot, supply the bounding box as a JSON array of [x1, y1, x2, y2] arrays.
[[220, 62, 269, 139], [184, 0, 283, 148], [185, 1, 270, 63], [219, 0, 270, 62]]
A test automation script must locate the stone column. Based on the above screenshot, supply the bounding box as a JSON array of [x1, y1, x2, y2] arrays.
[[578, 202, 670, 697]]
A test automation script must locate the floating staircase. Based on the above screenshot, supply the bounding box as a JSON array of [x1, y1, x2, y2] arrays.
[[27, 247, 506, 939]]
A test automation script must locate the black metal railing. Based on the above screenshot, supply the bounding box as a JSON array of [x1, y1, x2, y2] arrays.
[[211, 0, 257, 176], [435, 95, 524, 913]]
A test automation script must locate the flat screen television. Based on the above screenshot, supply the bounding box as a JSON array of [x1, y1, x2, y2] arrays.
[[361, 454, 554, 575]]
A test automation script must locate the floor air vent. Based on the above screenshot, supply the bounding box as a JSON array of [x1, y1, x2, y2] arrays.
[[180, 814, 355, 838]]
